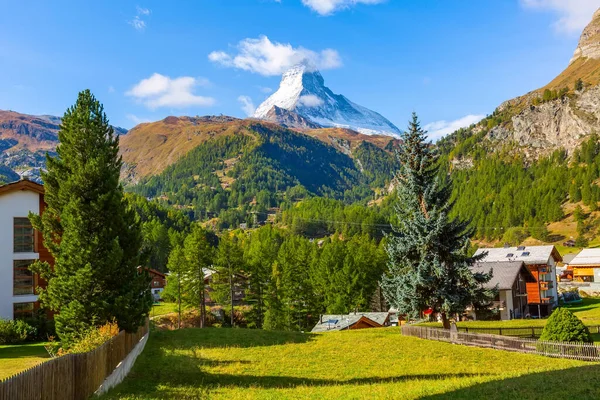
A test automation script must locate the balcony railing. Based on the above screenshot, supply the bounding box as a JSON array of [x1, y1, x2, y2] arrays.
[[540, 281, 554, 290], [541, 296, 555, 304]]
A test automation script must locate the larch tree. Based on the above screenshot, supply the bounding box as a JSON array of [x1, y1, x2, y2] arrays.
[[30, 90, 151, 344], [181, 226, 215, 328], [213, 233, 244, 327], [380, 113, 494, 329]]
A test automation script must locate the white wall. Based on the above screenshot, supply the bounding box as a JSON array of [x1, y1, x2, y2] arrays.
[[546, 256, 559, 305], [0, 190, 40, 320], [499, 290, 513, 321]]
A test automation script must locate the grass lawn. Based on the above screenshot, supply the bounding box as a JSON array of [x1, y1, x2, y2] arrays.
[[0, 342, 50, 381], [101, 327, 600, 399], [150, 302, 180, 318]]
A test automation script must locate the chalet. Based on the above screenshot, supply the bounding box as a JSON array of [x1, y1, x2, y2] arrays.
[[469, 261, 536, 320], [473, 245, 561, 317], [0, 180, 53, 320], [311, 312, 390, 332], [147, 268, 166, 300], [567, 249, 600, 283]]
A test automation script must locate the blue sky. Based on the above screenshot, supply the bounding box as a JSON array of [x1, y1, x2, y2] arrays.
[[1, 0, 599, 139]]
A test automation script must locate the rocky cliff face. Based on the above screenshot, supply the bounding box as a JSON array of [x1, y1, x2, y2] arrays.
[[484, 8, 600, 156]]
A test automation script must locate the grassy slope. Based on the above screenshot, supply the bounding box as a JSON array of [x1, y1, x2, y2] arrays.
[[0, 342, 50, 380], [101, 328, 600, 400], [151, 302, 181, 318]]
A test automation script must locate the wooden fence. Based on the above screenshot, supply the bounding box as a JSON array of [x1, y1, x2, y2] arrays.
[[0, 320, 149, 400], [455, 325, 600, 338], [402, 325, 600, 362]]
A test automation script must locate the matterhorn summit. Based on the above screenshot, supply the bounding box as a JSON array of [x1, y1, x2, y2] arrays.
[[253, 64, 401, 137]]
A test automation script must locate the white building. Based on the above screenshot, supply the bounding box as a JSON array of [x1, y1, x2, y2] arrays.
[[0, 180, 49, 320]]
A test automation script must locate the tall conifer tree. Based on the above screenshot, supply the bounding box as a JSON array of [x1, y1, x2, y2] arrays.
[[30, 90, 151, 343], [380, 113, 493, 329]]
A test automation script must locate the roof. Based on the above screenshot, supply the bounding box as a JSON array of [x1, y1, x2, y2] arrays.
[[470, 261, 536, 290], [561, 253, 577, 265], [473, 245, 562, 265], [568, 249, 600, 267], [0, 179, 44, 196], [311, 312, 389, 333]]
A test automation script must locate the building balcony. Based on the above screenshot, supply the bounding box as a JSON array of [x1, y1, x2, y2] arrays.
[[540, 281, 554, 290], [541, 296, 555, 304]]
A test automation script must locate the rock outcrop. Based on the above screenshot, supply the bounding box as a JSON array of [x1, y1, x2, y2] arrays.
[[570, 9, 600, 64]]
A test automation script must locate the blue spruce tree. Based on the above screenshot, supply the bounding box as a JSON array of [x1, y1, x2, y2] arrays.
[[381, 113, 494, 329]]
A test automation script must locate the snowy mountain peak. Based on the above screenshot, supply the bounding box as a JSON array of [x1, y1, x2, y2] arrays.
[[253, 65, 401, 137]]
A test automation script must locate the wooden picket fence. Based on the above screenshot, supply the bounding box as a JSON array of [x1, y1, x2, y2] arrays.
[[402, 325, 600, 362], [0, 320, 149, 400], [455, 325, 600, 338]]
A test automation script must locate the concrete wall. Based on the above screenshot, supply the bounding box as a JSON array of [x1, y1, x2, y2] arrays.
[[94, 332, 149, 396], [499, 290, 513, 321], [0, 190, 40, 320]]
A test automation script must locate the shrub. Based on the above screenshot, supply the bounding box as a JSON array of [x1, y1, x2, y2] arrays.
[[0, 319, 37, 344], [55, 321, 120, 356], [539, 308, 592, 343]]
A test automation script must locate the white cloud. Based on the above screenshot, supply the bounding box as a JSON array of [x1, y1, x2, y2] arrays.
[[127, 114, 151, 125], [301, 0, 385, 15], [129, 6, 151, 31], [424, 114, 484, 141], [108, 85, 115, 93], [259, 86, 273, 93], [136, 6, 151, 16], [520, 0, 600, 34], [129, 16, 146, 31], [209, 35, 342, 76], [126, 73, 215, 109], [299, 94, 324, 107], [238, 96, 256, 116]]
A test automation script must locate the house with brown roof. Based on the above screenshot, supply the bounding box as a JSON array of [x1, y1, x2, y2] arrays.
[[469, 261, 536, 320], [473, 245, 561, 317], [0, 180, 53, 320]]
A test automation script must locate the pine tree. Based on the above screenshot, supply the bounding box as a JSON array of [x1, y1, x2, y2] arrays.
[[30, 90, 151, 343], [165, 245, 186, 329], [381, 113, 494, 329]]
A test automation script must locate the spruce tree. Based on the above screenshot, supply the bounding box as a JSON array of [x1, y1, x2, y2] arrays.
[[30, 90, 151, 343], [380, 113, 494, 329]]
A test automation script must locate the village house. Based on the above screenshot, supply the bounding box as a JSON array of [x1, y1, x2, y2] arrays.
[[311, 312, 391, 332], [565, 249, 600, 283], [0, 180, 52, 320], [147, 268, 167, 301], [203, 268, 248, 306], [473, 245, 561, 318], [468, 261, 536, 320]]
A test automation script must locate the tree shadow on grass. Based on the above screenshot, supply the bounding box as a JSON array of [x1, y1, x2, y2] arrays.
[[0, 343, 49, 360], [151, 327, 316, 350], [421, 364, 600, 400]]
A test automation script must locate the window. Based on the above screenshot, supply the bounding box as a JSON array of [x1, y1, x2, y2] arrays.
[[14, 260, 35, 295], [517, 246, 526, 251], [14, 217, 34, 253], [522, 252, 530, 257], [13, 302, 34, 320], [506, 253, 514, 258]]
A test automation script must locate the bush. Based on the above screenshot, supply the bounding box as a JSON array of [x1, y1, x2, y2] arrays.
[[23, 309, 56, 341], [539, 308, 592, 343], [0, 319, 37, 344], [53, 321, 120, 356]]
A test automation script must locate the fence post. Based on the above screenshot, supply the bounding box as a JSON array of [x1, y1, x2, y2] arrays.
[[532, 328, 535, 338], [499, 328, 502, 336]]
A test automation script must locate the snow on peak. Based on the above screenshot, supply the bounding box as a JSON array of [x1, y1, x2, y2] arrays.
[[253, 65, 401, 137]]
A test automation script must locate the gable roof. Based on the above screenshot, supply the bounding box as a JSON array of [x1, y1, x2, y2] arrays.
[[0, 180, 44, 196], [473, 245, 562, 265], [311, 312, 389, 333], [470, 261, 536, 290], [568, 249, 600, 267]]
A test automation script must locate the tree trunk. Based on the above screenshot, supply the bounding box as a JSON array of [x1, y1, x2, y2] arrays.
[[178, 272, 181, 330], [441, 312, 451, 330], [200, 293, 206, 328]]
